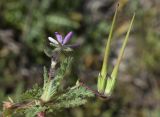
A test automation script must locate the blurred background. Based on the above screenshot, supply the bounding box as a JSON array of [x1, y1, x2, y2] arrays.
[[0, 0, 160, 117]]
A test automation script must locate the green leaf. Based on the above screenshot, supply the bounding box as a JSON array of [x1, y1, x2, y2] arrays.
[[49, 85, 94, 110], [40, 57, 73, 102], [25, 106, 46, 117], [21, 84, 42, 100]]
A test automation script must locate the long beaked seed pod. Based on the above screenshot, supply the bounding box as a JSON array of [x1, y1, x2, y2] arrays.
[[97, 5, 118, 94], [104, 13, 135, 96]]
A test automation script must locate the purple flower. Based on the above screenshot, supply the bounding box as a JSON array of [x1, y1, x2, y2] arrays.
[[48, 31, 73, 46], [48, 31, 80, 50]]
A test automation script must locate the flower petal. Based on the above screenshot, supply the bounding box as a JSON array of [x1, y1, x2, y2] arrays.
[[48, 37, 58, 44], [55, 32, 63, 43], [63, 31, 73, 45]]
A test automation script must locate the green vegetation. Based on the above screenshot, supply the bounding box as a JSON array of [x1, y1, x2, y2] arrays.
[[0, 0, 159, 117]]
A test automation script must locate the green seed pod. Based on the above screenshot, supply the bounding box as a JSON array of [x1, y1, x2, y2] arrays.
[[104, 13, 135, 96], [97, 6, 118, 94]]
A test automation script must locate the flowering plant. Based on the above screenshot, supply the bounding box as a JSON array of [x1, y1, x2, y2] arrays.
[[2, 7, 135, 117]]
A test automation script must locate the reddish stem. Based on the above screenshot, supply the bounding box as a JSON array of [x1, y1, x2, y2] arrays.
[[79, 81, 109, 99], [37, 112, 45, 117]]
